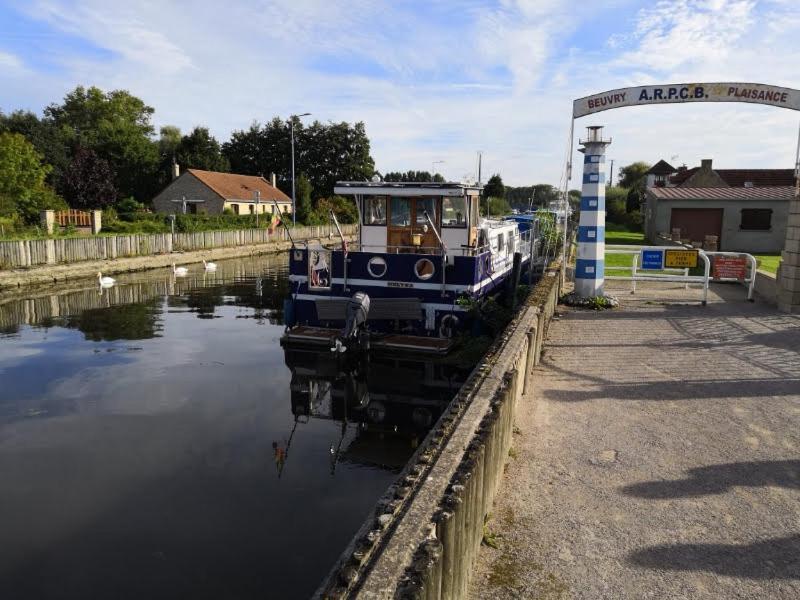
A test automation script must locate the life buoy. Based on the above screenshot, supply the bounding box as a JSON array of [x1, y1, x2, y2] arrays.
[[439, 314, 460, 338]]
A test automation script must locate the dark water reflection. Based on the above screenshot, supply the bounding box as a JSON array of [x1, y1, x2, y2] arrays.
[[0, 255, 466, 600]]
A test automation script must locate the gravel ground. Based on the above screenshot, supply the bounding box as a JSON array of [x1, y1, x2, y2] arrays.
[[469, 282, 800, 599]]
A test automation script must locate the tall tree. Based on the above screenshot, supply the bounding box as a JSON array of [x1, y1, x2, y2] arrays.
[[0, 132, 66, 221], [483, 173, 505, 199], [618, 161, 651, 191], [223, 117, 375, 199], [0, 109, 71, 186], [59, 147, 117, 209], [175, 126, 230, 172], [158, 126, 182, 161], [295, 173, 313, 224], [44, 86, 160, 202]]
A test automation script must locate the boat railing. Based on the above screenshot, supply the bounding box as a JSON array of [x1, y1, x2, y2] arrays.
[[345, 244, 486, 257]]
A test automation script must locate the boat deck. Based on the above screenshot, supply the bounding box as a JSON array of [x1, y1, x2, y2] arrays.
[[280, 326, 453, 355]]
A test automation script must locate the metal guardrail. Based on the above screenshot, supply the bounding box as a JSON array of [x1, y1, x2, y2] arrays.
[[604, 245, 758, 305]]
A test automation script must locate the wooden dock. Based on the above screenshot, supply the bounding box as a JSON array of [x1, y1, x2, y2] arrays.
[[280, 326, 453, 355]]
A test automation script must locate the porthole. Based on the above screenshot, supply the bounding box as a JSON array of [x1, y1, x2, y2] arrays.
[[368, 256, 387, 278], [414, 258, 435, 280]]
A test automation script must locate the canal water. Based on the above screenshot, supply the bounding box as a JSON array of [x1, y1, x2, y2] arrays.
[[0, 254, 467, 599]]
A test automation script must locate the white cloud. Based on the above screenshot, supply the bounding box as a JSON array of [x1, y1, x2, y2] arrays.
[[2, 0, 799, 186], [0, 50, 23, 71]]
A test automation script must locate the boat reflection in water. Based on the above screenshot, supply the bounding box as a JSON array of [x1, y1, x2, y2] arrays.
[[282, 347, 469, 475]]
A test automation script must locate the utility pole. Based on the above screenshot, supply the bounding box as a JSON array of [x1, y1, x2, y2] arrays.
[[432, 160, 445, 181], [609, 159, 615, 186]]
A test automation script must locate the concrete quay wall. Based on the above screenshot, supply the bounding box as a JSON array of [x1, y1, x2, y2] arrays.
[[315, 266, 563, 599]]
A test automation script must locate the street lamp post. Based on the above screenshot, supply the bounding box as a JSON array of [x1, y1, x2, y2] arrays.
[[290, 112, 311, 225]]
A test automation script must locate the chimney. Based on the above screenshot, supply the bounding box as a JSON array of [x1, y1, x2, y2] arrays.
[[270, 173, 277, 187], [172, 161, 180, 180], [700, 159, 713, 171]]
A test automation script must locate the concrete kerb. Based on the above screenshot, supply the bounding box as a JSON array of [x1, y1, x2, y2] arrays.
[[314, 266, 561, 599]]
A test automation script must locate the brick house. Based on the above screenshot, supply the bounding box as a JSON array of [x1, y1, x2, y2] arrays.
[[643, 159, 796, 252], [152, 167, 293, 216]]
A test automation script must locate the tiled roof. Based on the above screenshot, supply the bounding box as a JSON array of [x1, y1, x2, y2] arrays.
[[670, 168, 795, 187], [646, 160, 676, 175], [188, 169, 291, 203], [648, 186, 796, 200]]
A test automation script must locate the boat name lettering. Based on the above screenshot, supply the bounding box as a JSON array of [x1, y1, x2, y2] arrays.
[[387, 281, 414, 288]]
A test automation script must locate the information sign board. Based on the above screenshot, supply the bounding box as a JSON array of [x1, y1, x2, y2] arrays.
[[664, 249, 699, 269], [640, 249, 664, 270], [713, 256, 748, 280]]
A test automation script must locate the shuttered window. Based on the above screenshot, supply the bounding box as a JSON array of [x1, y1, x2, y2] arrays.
[[740, 209, 772, 231]]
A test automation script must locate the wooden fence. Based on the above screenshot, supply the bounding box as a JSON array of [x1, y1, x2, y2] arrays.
[[0, 224, 357, 269], [55, 209, 92, 227]]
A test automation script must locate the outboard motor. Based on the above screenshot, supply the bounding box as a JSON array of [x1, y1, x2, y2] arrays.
[[333, 292, 370, 353], [343, 292, 370, 340]]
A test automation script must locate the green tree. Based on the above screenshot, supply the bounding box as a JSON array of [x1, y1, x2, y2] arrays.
[[0, 132, 66, 221], [604, 186, 627, 225], [44, 86, 160, 202], [223, 117, 375, 199], [0, 110, 71, 186], [618, 161, 650, 191], [625, 188, 641, 213], [175, 126, 230, 172], [483, 174, 505, 199], [383, 170, 444, 182], [158, 125, 182, 159], [308, 195, 359, 225], [479, 196, 513, 217], [295, 173, 313, 224]]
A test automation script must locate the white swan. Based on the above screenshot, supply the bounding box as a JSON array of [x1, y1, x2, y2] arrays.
[[172, 262, 188, 277], [203, 259, 217, 271], [97, 271, 116, 287]]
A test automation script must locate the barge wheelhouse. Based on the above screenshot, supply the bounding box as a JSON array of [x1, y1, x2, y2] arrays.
[[286, 181, 532, 338]]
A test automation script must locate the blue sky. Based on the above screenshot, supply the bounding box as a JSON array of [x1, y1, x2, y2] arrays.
[[1, 0, 798, 185]]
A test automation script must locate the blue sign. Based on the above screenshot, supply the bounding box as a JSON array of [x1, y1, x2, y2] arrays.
[[641, 249, 664, 270]]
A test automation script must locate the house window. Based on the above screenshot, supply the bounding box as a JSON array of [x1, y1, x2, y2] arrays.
[[364, 196, 387, 225], [232, 204, 240, 215], [740, 208, 772, 231], [442, 197, 467, 228], [249, 204, 254, 214]]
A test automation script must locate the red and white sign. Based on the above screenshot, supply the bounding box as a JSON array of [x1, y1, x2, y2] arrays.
[[713, 256, 748, 280]]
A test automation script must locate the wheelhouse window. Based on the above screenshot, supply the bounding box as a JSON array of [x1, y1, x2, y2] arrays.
[[390, 197, 412, 226], [442, 197, 467, 228], [740, 208, 772, 231], [415, 198, 437, 225], [364, 196, 387, 225], [496, 232, 504, 252]]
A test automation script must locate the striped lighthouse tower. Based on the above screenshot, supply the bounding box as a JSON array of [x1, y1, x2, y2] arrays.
[[575, 126, 611, 298]]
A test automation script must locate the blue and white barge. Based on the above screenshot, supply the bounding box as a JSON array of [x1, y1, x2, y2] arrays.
[[284, 181, 532, 342]]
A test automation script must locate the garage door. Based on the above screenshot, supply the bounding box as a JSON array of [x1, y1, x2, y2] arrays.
[[670, 208, 723, 247]]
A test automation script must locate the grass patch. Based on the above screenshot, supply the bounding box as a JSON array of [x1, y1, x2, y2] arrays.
[[755, 253, 780, 274], [605, 225, 644, 246]]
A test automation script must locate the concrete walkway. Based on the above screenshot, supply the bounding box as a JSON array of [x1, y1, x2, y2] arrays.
[[470, 283, 800, 599]]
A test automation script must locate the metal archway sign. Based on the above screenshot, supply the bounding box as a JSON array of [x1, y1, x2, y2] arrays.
[[573, 82, 800, 118]]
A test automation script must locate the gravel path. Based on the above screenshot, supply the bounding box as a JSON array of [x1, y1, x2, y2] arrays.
[[470, 284, 800, 599]]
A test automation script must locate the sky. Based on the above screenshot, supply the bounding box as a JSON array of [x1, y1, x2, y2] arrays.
[[0, 0, 798, 187]]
